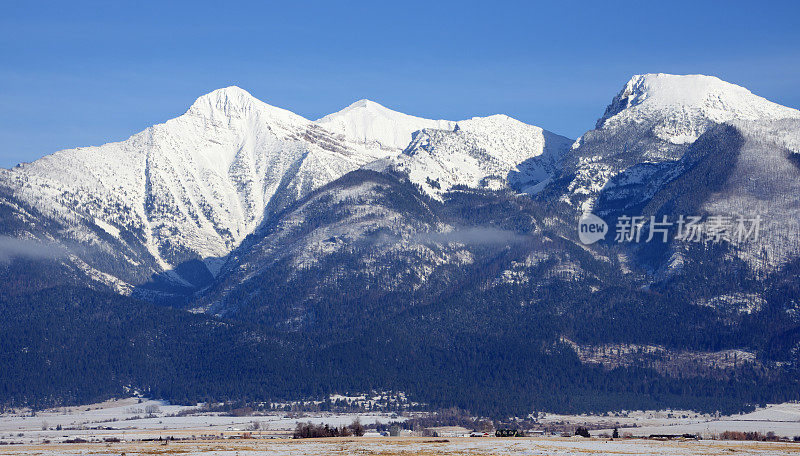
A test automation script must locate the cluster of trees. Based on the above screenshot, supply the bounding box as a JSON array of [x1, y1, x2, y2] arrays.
[[574, 426, 591, 438], [377, 408, 495, 434], [2, 261, 799, 419], [293, 420, 364, 439], [719, 431, 781, 441]]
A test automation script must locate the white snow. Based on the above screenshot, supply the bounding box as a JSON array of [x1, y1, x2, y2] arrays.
[[0, 397, 404, 444], [3, 75, 798, 290], [1, 399, 798, 453], [93, 217, 120, 238], [0, 87, 392, 284], [545, 403, 800, 439], [597, 74, 800, 145], [565, 73, 800, 210], [391, 114, 572, 197], [0, 87, 574, 289], [316, 99, 455, 151]]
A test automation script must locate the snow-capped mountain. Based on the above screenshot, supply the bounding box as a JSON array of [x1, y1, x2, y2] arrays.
[[1, 74, 798, 297], [391, 115, 572, 197], [639, 118, 800, 274], [4, 74, 800, 416], [318, 99, 573, 198], [544, 74, 800, 279], [597, 74, 800, 145], [561, 73, 800, 212], [0, 87, 393, 289], [0, 87, 566, 293], [316, 99, 455, 151]]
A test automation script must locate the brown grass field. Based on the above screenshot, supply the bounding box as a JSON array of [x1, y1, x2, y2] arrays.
[[2, 436, 800, 456]]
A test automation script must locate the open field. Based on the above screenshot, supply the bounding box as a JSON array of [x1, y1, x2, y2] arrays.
[[543, 402, 800, 439], [1, 437, 800, 456], [0, 398, 405, 443], [2, 398, 799, 454]]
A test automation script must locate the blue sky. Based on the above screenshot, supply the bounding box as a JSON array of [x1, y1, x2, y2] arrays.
[[1, 0, 799, 167]]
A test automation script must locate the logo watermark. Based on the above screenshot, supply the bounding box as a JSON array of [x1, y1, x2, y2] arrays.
[[578, 213, 608, 245], [578, 213, 761, 245]]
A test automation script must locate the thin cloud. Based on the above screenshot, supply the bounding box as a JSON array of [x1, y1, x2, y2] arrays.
[[0, 236, 68, 263]]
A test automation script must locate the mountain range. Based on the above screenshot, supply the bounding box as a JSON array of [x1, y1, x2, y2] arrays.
[[1, 74, 799, 417]]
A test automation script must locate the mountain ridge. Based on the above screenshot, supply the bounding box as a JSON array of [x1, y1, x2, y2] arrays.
[[2, 73, 800, 416], [0, 85, 570, 291], [558, 73, 800, 212]]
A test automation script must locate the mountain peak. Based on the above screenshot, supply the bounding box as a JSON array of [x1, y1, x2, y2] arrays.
[[191, 85, 258, 107], [597, 73, 800, 134], [187, 86, 308, 125], [320, 99, 404, 121], [609, 74, 746, 113], [316, 100, 455, 150], [348, 98, 386, 110], [210, 85, 253, 96], [459, 114, 519, 127]]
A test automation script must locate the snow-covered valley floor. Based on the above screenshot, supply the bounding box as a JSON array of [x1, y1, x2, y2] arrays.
[[0, 397, 406, 443], [542, 402, 800, 439], [1, 398, 799, 454]]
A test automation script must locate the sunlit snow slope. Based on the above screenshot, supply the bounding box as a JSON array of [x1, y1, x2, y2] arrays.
[[0, 88, 567, 292]]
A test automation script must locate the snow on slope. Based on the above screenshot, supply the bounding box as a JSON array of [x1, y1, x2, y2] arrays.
[[318, 100, 575, 197], [315, 99, 455, 151], [598, 74, 800, 145], [202, 169, 479, 316], [700, 118, 800, 272], [19, 77, 792, 290], [389, 114, 572, 197], [564, 73, 800, 211], [1, 87, 561, 289], [0, 87, 387, 285]]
